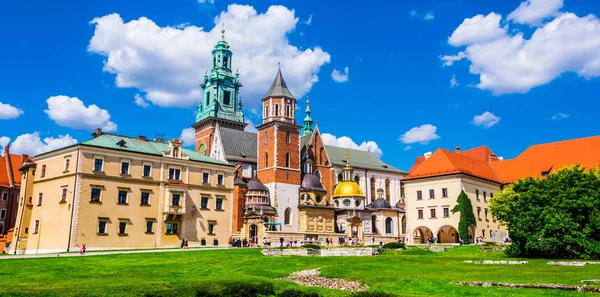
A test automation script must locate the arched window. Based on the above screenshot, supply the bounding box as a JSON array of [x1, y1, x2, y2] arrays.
[[284, 208, 292, 225], [370, 177, 376, 200], [223, 56, 228, 68], [385, 217, 394, 235], [286, 105, 290, 117], [371, 216, 377, 234], [264, 153, 269, 168], [401, 216, 407, 234], [354, 175, 360, 184], [265, 104, 269, 118], [285, 153, 290, 168], [198, 143, 207, 155], [264, 132, 268, 145], [319, 147, 324, 165], [286, 132, 290, 143], [275, 104, 279, 116], [385, 178, 391, 202], [173, 147, 179, 158], [337, 173, 343, 183]]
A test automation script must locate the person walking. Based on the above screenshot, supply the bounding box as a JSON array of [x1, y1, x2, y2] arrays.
[[279, 237, 284, 247], [180, 238, 185, 249]]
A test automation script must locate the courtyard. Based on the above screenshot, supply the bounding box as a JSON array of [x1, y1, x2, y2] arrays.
[[0, 245, 599, 296]]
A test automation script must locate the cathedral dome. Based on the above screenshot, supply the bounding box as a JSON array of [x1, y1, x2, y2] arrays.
[[371, 198, 392, 209], [301, 173, 326, 192], [333, 181, 365, 198], [246, 178, 269, 192]]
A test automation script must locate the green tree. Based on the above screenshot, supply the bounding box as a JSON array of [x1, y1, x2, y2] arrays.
[[451, 190, 476, 244], [490, 165, 600, 259]]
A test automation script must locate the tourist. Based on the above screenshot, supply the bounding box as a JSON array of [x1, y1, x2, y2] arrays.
[[228, 236, 233, 247], [279, 237, 284, 247], [79, 243, 86, 255], [180, 238, 185, 249], [243, 238, 248, 247], [184, 238, 189, 249], [326, 238, 330, 245]]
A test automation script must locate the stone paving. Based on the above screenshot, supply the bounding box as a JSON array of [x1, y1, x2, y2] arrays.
[[278, 269, 369, 292]]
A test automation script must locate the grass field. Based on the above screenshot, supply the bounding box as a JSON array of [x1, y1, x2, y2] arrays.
[[0, 245, 598, 296]]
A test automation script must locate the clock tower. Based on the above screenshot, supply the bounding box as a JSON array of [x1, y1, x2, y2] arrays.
[[193, 28, 245, 155]]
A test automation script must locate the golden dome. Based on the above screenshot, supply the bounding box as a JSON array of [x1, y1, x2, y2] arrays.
[[333, 181, 365, 198]]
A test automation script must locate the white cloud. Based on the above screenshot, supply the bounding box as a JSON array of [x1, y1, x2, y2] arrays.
[[424, 13, 435, 20], [508, 0, 563, 26], [331, 67, 349, 83], [198, 0, 215, 4], [321, 133, 383, 158], [450, 75, 459, 88], [9, 132, 77, 156], [88, 5, 331, 108], [0, 102, 24, 120], [0, 136, 10, 155], [134, 93, 150, 108], [448, 13, 507, 47], [400, 124, 440, 144], [552, 112, 569, 120], [45, 95, 117, 132], [410, 9, 435, 21], [305, 14, 313, 25], [403, 145, 412, 151], [180, 127, 196, 146], [244, 119, 258, 133], [443, 4, 600, 95], [473, 111, 501, 128]]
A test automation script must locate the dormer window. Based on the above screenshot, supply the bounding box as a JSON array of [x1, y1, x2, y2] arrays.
[[117, 140, 127, 147], [173, 147, 179, 158]]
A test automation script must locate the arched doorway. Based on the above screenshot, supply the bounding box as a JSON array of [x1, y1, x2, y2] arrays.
[[249, 224, 258, 238], [401, 216, 407, 234], [385, 218, 394, 235], [436, 225, 459, 243], [413, 227, 433, 244]]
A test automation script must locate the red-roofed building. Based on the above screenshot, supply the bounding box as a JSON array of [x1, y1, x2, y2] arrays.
[[402, 135, 600, 246], [0, 145, 33, 253]]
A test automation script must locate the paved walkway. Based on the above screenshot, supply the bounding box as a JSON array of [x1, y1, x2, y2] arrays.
[[0, 247, 230, 260]]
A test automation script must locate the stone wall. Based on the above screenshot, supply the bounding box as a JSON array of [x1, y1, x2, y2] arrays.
[[262, 247, 379, 257]]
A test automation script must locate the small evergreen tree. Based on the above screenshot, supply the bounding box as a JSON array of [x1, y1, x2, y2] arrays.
[[452, 190, 476, 244]]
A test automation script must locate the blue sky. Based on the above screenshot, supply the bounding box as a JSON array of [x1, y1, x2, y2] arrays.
[[0, 0, 599, 171]]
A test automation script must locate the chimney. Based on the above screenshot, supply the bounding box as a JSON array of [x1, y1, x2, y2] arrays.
[[424, 151, 432, 160], [455, 146, 461, 153], [489, 153, 498, 161], [93, 128, 103, 138], [3, 144, 9, 156], [138, 136, 147, 141], [21, 154, 29, 163]]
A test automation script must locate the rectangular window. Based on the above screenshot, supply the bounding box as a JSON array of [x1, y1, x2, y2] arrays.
[[490, 193, 494, 199], [98, 220, 107, 234], [477, 207, 481, 219], [223, 90, 231, 105], [208, 223, 215, 234], [37, 193, 43, 206], [143, 165, 151, 177], [91, 188, 101, 202], [201, 197, 209, 209], [169, 168, 181, 180], [118, 221, 127, 235], [242, 164, 253, 177], [121, 162, 130, 175], [202, 172, 210, 183], [141, 192, 150, 205], [172, 193, 181, 206], [213, 239, 219, 246], [166, 222, 179, 234], [485, 208, 489, 220], [482, 229, 486, 238], [417, 190, 422, 200], [216, 198, 223, 210], [0, 209, 6, 219], [118, 190, 128, 204], [430, 209, 436, 218], [93, 159, 103, 172], [417, 209, 424, 219], [34, 220, 40, 234], [41, 165, 46, 177], [64, 158, 70, 172], [2, 192, 7, 201], [217, 174, 224, 185], [443, 207, 450, 218], [442, 188, 448, 198], [476, 189, 480, 201], [146, 221, 154, 233], [483, 191, 487, 202], [61, 188, 68, 202], [201, 239, 207, 246], [429, 189, 435, 199]]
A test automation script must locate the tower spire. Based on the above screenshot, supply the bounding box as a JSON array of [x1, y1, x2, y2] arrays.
[[301, 96, 314, 136]]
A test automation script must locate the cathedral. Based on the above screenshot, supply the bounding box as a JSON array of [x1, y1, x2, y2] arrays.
[[192, 30, 407, 244]]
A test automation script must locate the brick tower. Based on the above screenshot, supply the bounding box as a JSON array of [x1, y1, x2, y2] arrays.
[[256, 66, 301, 231]]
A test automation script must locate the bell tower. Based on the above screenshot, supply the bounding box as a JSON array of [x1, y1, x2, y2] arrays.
[[193, 27, 245, 155], [256, 65, 301, 231]]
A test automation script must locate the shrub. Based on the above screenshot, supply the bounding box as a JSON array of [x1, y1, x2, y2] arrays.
[[351, 291, 398, 297], [301, 244, 321, 250], [382, 242, 405, 250], [196, 281, 275, 297], [277, 289, 320, 297], [482, 241, 497, 247]]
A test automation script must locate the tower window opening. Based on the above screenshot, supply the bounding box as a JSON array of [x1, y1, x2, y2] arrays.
[[285, 153, 290, 168], [286, 132, 290, 143], [265, 104, 269, 118], [223, 56, 229, 68], [275, 104, 279, 116], [223, 91, 231, 105], [264, 132, 268, 145], [286, 105, 290, 117], [265, 153, 269, 168], [213, 57, 216, 67], [205, 92, 210, 106]]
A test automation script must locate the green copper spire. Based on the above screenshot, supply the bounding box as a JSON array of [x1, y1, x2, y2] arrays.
[[195, 25, 244, 124], [302, 96, 314, 136]]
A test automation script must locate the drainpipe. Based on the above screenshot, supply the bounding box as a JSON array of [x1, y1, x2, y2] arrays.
[[13, 168, 30, 255], [66, 148, 80, 252]]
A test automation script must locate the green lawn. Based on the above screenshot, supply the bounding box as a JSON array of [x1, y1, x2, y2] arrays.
[[0, 246, 598, 296]]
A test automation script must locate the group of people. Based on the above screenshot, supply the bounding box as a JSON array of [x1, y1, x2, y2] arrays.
[[180, 238, 189, 249]]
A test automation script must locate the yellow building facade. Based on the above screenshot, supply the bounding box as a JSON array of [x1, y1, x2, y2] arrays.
[[9, 131, 234, 254]]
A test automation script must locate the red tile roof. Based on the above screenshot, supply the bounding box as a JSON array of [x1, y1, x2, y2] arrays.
[[0, 146, 33, 188], [404, 135, 600, 184]]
